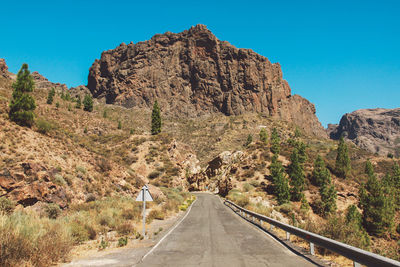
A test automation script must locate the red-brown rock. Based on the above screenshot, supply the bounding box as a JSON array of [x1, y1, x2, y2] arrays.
[[0, 58, 10, 79], [87, 24, 326, 137]]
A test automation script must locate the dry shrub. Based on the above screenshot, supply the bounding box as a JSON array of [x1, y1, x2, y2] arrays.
[[117, 222, 135, 235], [227, 191, 249, 208], [147, 209, 165, 222], [96, 157, 112, 173], [0, 212, 72, 267], [163, 199, 180, 213]]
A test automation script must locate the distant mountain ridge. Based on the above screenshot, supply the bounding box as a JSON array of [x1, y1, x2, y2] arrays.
[[87, 24, 326, 137]]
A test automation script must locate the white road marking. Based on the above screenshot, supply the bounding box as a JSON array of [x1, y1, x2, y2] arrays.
[[136, 197, 197, 265]]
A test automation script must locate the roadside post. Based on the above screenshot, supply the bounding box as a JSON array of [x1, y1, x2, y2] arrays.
[[136, 185, 154, 238]]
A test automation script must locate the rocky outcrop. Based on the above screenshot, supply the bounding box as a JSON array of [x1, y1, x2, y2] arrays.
[[0, 163, 68, 208], [0, 58, 10, 79], [328, 108, 400, 156], [188, 151, 243, 192], [69, 85, 91, 99], [31, 71, 68, 94], [87, 24, 326, 137]]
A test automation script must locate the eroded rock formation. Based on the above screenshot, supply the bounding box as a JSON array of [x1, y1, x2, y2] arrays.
[[87, 24, 326, 137], [328, 108, 400, 156]]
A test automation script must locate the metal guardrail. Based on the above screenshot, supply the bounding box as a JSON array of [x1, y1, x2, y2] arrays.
[[225, 199, 400, 267]]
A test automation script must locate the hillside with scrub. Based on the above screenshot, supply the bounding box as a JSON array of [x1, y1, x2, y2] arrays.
[[0, 24, 399, 266]]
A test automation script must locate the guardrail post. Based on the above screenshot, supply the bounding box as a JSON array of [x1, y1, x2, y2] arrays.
[[353, 262, 361, 267], [310, 242, 315, 255], [286, 232, 290, 241]]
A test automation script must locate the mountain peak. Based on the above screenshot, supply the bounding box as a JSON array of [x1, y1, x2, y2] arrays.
[[87, 25, 326, 137]]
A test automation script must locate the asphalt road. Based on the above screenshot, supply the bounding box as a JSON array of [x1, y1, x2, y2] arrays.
[[138, 193, 315, 267]]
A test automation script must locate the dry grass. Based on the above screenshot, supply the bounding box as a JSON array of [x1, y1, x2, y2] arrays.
[[0, 212, 72, 267]]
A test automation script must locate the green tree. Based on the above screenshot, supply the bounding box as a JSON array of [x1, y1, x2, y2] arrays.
[[244, 134, 253, 147], [270, 127, 280, 154], [319, 175, 337, 216], [391, 163, 400, 209], [288, 148, 305, 201], [391, 163, 400, 189], [345, 205, 371, 248], [259, 128, 268, 144], [47, 88, 55, 104], [83, 94, 93, 112], [9, 64, 36, 127], [75, 95, 81, 109], [269, 154, 290, 204], [118, 120, 122, 129], [295, 141, 307, 164], [359, 160, 395, 236], [151, 100, 161, 135], [346, 204, 362, 226], [312, 155, 330, 186], [335, 136, 351, 178]]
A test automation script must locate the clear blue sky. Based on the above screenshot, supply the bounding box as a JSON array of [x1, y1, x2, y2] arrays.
[[1, 0, 399, 127]]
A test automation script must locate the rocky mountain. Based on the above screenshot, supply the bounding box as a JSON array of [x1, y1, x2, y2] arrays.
[[87, 25, 326, 137], [328, 108, 400, 156], [0, 58, 11, 79]]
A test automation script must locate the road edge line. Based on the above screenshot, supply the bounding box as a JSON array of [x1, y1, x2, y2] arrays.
[[137, 197, 197, 264]]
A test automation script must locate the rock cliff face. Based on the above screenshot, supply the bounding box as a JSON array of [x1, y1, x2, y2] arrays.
[[87, 25, 326, 137], [328, 108, 400, 156], [0, 58, 11, 79]]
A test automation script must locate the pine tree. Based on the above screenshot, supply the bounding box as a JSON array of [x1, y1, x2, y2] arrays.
[[151, 100, 161, 135], [259, 127, 268, 144], [118, 120, 122, 129], [312, 155, 329, 186], [244, 134, 253, 147], [346, 204, 362, 226], [345, 204, 371, 248], [269, 154, 290, 204], [75, 95, 81, 109], [391, 163, 400, 209], [391, 163, 400, 189], [288, 148, 305, 201], [359, 160, 395, 236], [295, 141, 307, 164], [47, 88, 55, 104], [335, 136, 351, 178], [270, 127, 280, 154], [9, 64, 36, 127], [83, 94, 93, 112], [319, 173, 337, 216]]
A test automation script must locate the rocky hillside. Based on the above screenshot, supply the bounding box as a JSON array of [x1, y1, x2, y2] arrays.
[[328, 108, 400, 156], [87, 24, 326, 137], [0, 60, 199, 208]]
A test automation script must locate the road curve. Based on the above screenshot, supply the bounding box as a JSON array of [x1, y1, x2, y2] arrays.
[[138, 193, 315, 267]]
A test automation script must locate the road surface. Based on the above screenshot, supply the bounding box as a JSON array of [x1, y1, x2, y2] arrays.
[[138, 193, 315, 267]]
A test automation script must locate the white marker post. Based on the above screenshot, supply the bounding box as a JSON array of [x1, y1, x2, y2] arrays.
[[136, 185, 153, 238]]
